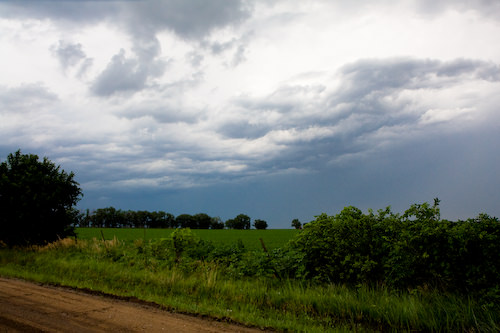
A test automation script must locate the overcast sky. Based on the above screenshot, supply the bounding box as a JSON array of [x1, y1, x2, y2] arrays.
[[1, 0, 499, 227]]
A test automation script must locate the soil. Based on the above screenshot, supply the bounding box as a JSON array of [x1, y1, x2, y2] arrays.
[[0, 277, 266, 332]]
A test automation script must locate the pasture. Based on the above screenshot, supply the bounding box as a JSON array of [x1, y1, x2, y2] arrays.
[[76, 228, 299, 251]]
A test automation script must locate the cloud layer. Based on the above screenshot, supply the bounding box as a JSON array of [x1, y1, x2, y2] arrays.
[[1, 0, 499, 225]]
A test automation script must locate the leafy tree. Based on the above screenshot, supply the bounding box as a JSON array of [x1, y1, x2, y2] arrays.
[[149, 211, 174, 228], [176, 214, 196, 228], [253, 219, 268, 230], [226, 214, 251, 229], [0, 150, 82, 246], [91, 207, 121, 228], [210, 216, 225, 229], [291, 218, 302, 229], [194, 213, 211, 229], [78, 209, 92, 227]]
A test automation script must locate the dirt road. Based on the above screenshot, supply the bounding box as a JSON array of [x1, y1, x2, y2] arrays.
[[0, 277, 265, 332]]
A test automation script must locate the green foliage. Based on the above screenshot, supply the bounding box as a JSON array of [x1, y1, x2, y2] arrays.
[[291, 200, 500, 304], [253, 219, 268, 230], [291, 218, 302, 229], [169, 228, 199, 262], [193, 213, 211, 229], [80, 208, 241, 229], [225, 214, 251, 229], [74, 200, 500, 310], [291, 207, 386, 285], [210, 216, 225, 229], [79, 208, 176, 228], [0, 150, 82, 246]]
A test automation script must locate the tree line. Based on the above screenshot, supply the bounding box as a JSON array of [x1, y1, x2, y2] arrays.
[[76, 208, 268, 230]]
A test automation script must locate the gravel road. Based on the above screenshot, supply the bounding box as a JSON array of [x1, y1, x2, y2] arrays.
[[0, 277, 265, 332]]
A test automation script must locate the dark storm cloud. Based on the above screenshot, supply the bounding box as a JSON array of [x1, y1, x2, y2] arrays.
[[223, 57, 500, 174]]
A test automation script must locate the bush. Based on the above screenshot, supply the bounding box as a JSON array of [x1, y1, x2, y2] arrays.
[[290, 201, 500, 301], [291, 206, 387, 285], [169, 228, 199, 262]]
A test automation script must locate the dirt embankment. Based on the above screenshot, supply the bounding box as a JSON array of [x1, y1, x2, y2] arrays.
[[0, 277, 266, 332]]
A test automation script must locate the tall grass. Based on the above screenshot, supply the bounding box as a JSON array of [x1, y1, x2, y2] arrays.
[[1, 237, 498, 332]]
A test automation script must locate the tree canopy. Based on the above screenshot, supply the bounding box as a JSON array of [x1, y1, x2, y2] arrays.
[[253, 219, 268, 230], [0, 150, 82, 246], [225, 214, 251, 229]]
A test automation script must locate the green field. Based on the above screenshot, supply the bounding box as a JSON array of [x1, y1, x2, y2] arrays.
[[76, 228, 299, 251], [2, 237, 497, 332]]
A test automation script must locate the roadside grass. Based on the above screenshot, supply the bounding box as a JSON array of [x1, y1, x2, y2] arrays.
[[1, 238, 498, 332], [75, 228, 298, 251]]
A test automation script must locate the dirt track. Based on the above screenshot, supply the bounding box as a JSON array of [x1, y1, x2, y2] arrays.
[[0, 277, 265, 332]]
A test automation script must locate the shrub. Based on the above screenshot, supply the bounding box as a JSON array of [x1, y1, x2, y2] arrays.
[[290, 201, 500, 301], [291, 206, 387, 285]]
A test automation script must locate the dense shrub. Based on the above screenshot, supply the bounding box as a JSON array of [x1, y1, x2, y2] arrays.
[[291, 201, 500, 302], [290, 206, 389, 284]]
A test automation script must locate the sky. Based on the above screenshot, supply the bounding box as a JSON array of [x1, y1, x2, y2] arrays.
[[1, 0, 499, 228]]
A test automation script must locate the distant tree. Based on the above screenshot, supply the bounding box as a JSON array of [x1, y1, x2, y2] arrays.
[[78, 209, 91, 228], [210, 216, 225, 229], [176, 214, 196, 228], [225, 218, 235, 229], [164, 212, 176, 228], [226, 214, 251, 229], [291, 218, 302, 229], [253, 219, 268, 230], [150, 211, 173, 228], [194, 213, 212, 229], [91, 207, 121, 228], [0, 150, 82, 246]]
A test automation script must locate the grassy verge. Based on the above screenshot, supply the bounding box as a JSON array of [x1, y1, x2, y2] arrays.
[[1, 238, 498, 332]]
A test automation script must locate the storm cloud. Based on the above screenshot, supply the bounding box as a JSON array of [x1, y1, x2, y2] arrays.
[[1, 0, 499, 226]]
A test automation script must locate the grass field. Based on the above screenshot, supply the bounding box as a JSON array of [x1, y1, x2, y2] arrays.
[[76, 228, 299, 251], [2, 237, 498, 332]]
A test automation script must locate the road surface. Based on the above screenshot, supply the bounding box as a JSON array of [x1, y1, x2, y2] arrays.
[[0, 277, 265, 332]]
